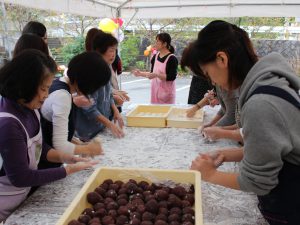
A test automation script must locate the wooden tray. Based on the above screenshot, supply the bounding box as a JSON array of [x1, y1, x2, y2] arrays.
[[126, 105, 172, 127], [56, 167, 203, 225], [167, 107, 204, 128]]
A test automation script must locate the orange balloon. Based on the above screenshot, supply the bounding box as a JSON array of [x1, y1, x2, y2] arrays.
[[144, 50, 150, 57]]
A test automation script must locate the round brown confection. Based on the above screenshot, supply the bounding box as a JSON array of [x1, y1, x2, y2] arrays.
[[183, 194, 195, 205], [93, 202, 105, 211], [116, 215, 129, 225], [182, 213, 194, 223], [160, 187, 170, 194], [131, 193, 145, 201], [182, 207, 195, 216], [168, 214, 180, 222], [129, 179, 138, 184], [117, 198, 128, 206], [103, 179, 114, 185], [169, 222, 180, 225], [118, 188, 127, 195], [154, 190, 169, 201], [182, 222, 193, 225], [144, 185, 155, 193], [138, 181, 149, 190], [129, 218, 141, 225], [127, 202, 137, 212], [107, 201, 118, 211], [117, 205, 129, 216], [168, 194, 182, 208], [78, 214, 91, 224], [101, 215, 115, 225], [100, 183, 109, 191], [117, 193, 128, 201], [181, 200, 191, 208], [94, 208, 107, 218], [136, 187, 144, 194], [136, 204, 146, 214], [126, 182, 139, 194], [143, 190, 152, 197], [89, 223, 100, 225], [82, 208, 95, 218], [104, 197, 114, 206], [155, 214, 167, 222], [68, 220, 84, 225], [158, 207, 168, 216], [145, 195, 155, 202], [114, 180, 124, 188], [87, 192, 103, 205], [108, 209, 118, 218], [171, 186, 187, 198], [140, 221, 153, 225], [145, 199, 158, 214], [105, 189, 118, 199], [94, 186, 106, 197], [188, 184, 194, 194], [88, 217, 101, 224], [169, 207, 181, 215], [130, 211, 141, 220], [154, 220, 168, 225], [131, 198, 145, 207], [142, 211, 155, 222], [157, 200, 169, 209], [109, 183, 120, 192]]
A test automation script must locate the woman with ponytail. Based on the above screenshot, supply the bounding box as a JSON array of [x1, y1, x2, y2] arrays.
[[133, 33, 178, 104], [190, 20, 300, 224]]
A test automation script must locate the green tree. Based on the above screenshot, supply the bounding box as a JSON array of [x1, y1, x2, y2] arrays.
[[60, 36, 85, 64], [120, 34, 140, 70]]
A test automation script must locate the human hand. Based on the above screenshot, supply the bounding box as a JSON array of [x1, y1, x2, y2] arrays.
[[109, 122, 125, 138], [209, 98, 219, 107], [113, 112, 124, 129], [85, 141, 104, 157], [206, 151, 225, 167], [61, 153, 90, 164], [198, 123, 211, 135], [132, 69, 142, 76], [190, 154, 217, 181], [186, 106, 198, 118], [202, 126, 223, 141], [65, 160, 99, 175]]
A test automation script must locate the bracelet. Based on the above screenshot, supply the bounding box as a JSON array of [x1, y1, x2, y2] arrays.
[[195, 103, 201, 109]]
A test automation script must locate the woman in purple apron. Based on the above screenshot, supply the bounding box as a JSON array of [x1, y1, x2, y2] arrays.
[[0, 50, 97, 222], [133, 33, 178, 104], [188, 21, 300, 224]]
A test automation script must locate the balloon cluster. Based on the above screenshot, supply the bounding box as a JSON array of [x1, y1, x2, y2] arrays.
[[99, 18, 124, 42], [144, 45, 156, 57]]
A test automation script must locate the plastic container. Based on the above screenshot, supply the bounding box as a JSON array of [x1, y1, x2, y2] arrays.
[[56, 167, 203, 225], [126, 105, 172, 127]]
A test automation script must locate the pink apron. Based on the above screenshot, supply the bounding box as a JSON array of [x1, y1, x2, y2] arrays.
[[0, 110, 42, 222], [151, 53, 176, 104]]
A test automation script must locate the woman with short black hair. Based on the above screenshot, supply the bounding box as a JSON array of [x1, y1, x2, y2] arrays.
[[0, 50, 96, 222]]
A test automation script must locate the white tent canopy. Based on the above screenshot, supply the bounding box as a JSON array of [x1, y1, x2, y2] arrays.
[[3, 0, 300, 18]]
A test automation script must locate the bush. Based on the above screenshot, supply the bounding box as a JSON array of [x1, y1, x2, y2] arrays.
[[60, 36, 85, 65], [135, 60, 145, 70], [120, 35, 140, 70]]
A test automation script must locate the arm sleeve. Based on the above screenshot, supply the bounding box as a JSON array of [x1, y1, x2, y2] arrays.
[[50, 91, 75, 154], [0, 119, 66, 187], [150, 54, 156, 73], [237, 97, 292, 195], [78, 91, 102, 120], [165, 55, 178, 81], [41, 140, 52, 161], [216, 88, 238, 126]]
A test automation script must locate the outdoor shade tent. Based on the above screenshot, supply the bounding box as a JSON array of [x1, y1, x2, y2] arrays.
[[2, 0, 300, 19]]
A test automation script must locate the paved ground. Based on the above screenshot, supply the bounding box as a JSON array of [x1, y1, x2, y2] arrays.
[[118, 73, 192, 109]]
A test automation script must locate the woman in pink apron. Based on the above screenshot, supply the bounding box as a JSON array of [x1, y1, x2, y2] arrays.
[[0, 50, 97, 222], [133, 33, 178, 104]]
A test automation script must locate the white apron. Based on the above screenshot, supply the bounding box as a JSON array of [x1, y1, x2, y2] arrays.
[[0, 110, 42, 222]]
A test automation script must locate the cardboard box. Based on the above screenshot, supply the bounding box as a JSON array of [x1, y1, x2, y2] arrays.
[[167, 107, 204, 128], [56, 167, 203, 225], [126, 105, 172, 127]]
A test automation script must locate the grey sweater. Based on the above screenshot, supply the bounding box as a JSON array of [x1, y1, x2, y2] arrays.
[[238, 52, 300, 195]]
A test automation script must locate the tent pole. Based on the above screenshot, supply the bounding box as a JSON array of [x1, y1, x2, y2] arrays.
[[1, 1, 12, 59]]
